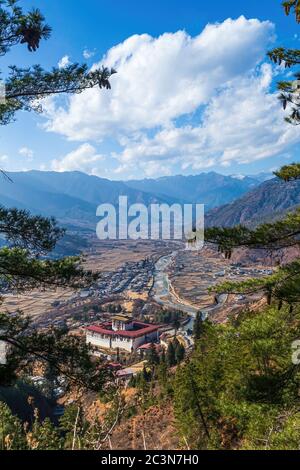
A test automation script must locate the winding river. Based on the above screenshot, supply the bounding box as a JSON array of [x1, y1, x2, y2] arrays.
[[152, 251, 228, 329], [152, 252, 199, 316]]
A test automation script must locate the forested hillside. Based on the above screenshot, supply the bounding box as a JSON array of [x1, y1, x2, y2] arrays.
[[206, 178, 300, 228]]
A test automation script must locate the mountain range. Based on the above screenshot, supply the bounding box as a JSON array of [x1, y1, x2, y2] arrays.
[[1, 170, 299, 257], [0, 170, 267, 230], [125, 172, 262, 207]]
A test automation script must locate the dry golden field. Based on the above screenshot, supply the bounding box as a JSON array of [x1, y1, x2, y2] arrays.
[[2, 288, 74, 318], [83, 239, 175, 272]]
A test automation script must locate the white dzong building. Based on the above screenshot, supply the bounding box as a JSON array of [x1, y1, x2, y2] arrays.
[[86, 314, 159, 353]]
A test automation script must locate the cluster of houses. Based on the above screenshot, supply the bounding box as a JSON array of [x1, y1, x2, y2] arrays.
[[214, 266, 274, 280], [95, 259, 155, 297], [45, 259, 156, 314], [226, 265, 274, 279]]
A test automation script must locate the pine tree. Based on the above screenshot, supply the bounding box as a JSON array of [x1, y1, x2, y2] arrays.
[[174, 361, 211, 449], [174, 305, 300, 450], [175, 341, 185, 364], [167, 341, 176, 367], [0, 401, 27, 450], [263, 1, 300, 182], [193, 312, 203, 340], [267, 1, 300, 127], [142, 364, 151, 382], [148, 343, 159, 367], [274, 163, 300, 181], [173, 318, 181, 336], [27, 411, 62, 450]]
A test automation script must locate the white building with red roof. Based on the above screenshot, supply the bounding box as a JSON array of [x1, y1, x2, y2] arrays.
[[86, 314, 160, 353]]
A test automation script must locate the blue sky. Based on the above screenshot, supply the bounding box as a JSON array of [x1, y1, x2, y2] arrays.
[[1, 0, 300, 179]]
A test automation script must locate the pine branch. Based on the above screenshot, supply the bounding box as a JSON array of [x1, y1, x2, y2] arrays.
[[274, 163, 300, 181], [1, 65, 117, 125], [205, 208, 300, 258]]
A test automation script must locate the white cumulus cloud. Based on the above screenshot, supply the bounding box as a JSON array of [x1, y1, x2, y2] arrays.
[[58, 55, 71, 69], [115, 64, 300, 174], [41, 16, 300, 178], [83, 49, 96, 59], [51, 143, 104, 173], [19, 147, 34, 160], [45, 16, 274, 142]]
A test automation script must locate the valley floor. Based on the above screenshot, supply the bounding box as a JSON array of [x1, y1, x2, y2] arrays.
[[2, 239, 272, 328]]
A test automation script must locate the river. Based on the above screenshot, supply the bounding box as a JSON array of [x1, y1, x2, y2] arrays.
[[152, 251, 228, 330]]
